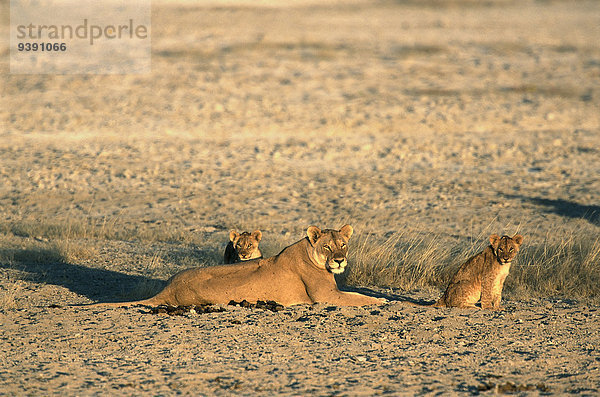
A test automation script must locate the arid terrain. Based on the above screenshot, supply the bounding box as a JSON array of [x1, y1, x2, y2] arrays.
[[1, 0, 599, 395]]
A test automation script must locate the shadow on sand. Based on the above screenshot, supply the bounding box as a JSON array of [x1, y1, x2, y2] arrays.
[[342, 286, 436, 306], [503, 194, 600, 226], [0, 247, 166, 303]]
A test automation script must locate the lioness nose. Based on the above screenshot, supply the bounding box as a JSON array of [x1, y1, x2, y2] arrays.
[[334, 258, 344, 265]]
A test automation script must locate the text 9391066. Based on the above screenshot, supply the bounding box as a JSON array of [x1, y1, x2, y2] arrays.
[[17, 42, 67, 52]]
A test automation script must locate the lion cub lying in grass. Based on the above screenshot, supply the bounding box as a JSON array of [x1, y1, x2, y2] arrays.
[[91, 225, 383, 308], [433, 234, 524, 310], [224, 230, 263, 264]]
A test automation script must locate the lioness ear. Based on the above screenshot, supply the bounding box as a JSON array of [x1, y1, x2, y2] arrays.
[[252, 230, 262, 242], [489, 234, 501, 249], [229, 230, 239, 242], [513, 234, 524, 245], [339, 224, 353, 241], [306, 226, 322, 245]]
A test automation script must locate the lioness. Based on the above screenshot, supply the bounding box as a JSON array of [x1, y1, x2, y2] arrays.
[[224, 230, 263, 264], [91, 225, 383, 307], [433, 234, 524, 310]]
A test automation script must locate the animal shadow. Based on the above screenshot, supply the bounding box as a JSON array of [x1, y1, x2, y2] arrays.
[[503, 194, 600, 226], [0, 247, 165, 303], [341, 286, 436, 306]]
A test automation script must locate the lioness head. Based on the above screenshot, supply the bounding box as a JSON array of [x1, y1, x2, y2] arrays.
[[229, 230, 262, 261], [306, 224, 353, 274], [489, 234, 524, 265]]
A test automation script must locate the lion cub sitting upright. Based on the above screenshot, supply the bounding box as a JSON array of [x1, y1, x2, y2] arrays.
[[433, 234, 524, 310], [224, 230, 263, 264]]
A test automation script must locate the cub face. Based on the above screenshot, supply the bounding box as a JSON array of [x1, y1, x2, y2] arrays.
[[306, 224, 353, 274], [489, 234, 524, 265], [230, 230, 262, 261]]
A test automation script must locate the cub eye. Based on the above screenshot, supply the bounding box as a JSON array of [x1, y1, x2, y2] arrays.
[[509, 248, 514, 252], [498, 248, 504, 252], [341, 243, 346, 249]]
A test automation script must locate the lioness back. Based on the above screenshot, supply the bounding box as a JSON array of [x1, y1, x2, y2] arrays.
[[224, 230, 263, 264], [88, 225, 384, 308], [434, 234, 524, 310]]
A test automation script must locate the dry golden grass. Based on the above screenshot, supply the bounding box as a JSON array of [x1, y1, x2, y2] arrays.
[[1, 219, 197, 245], [346, 229, 600, 304], [122, 252, 168, 301], [508, 232, 600, 303], [347, 231, 454, 290], [0, 276, 26, 310]]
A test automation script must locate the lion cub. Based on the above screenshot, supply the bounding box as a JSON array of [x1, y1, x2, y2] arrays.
[[224, 230, 263, 264], [433, 234, 524, 310]]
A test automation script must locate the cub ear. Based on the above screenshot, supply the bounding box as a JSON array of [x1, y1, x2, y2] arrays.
[[306, 226, 322, 245], [229, 230, 239, 242], [513, 234, 524, 245], [489, 234, 501, 249], [252, 230, 262, 242], [339, 224, 354, 241]]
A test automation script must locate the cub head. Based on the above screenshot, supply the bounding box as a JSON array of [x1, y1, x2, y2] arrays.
[[306, 224, 353, 274], [489, 234, 524, 265], [229, 230, 262, 261]]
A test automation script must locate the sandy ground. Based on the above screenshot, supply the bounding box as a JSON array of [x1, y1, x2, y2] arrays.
[[1, 299, 599, 395], [1, 0, 600, 395]]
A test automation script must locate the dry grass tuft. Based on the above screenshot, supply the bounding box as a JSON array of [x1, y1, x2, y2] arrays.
[[0, 218, 198, 245], [123, 252, 167, 301], [346, 231, 462, 291], [0, 243, 65, 270], [52, 240, 98, 264], [0, 277, 26, 310], [507, 232, 600, 303]]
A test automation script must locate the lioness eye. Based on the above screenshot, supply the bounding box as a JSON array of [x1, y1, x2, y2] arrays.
[[324, 245, 331, 251], [509, 248, 514, 252], [498, 248, 503, 252], [341, 243, 346, 249]]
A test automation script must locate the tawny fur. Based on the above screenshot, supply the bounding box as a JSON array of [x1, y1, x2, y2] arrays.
[[89, 225, 383, 308], [224, 229, 263, 264], [432, 234, 524, 310]]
